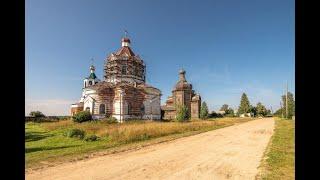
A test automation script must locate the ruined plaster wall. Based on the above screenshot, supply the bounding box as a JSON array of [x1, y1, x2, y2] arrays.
[[163, 111, 176, 120], [142, 95, 161, 120], [191, 99, 201, 119], [173, 89, 192, 117]]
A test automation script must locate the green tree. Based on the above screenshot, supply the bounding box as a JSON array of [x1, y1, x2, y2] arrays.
[[225, 108, 235, 117], [29, 111, 45, 118], [176, 104, 189, 122], [249, 105, 257, 116], [266, 109, 272, 116], [220, 104, 229, 112], [273, 108, 283, 117], [200, 101, 209, 119], [238, 93, 251, 114], [256, 102, 267, 117], [281, 92, 295, 118]]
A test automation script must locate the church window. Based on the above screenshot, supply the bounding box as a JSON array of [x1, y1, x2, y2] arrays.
[[140, 104, 145, 114], [128, 103, 131, 114], [89, 81, 92, 86], [99, 104, 106, 114], [85, 107, 90, 111], [122, 65, 127, 75]]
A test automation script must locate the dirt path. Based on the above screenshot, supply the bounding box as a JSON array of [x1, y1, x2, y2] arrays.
[[26, 118, 274, 180]]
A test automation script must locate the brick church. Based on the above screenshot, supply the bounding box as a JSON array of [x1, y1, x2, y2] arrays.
[[161, 69, 201, 120], [71, 36, 161, 122]]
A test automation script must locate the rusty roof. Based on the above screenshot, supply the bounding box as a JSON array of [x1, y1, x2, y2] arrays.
[[115, 46, 135, 57]]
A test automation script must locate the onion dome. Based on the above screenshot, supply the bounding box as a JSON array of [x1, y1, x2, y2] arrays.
[[174, 69, 192, 90], [116, 37, 135, 56], [88, 65, 97, 79]]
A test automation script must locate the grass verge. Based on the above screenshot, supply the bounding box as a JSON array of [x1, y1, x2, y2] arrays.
[[256, 118, 295, 180], [26, 117, 253, 171]]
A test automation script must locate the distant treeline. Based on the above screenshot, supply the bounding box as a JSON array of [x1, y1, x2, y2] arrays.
[[25, 116, 71, 122]]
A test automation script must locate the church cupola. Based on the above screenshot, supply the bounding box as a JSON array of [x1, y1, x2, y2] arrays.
[[89, 65, 97, 79], [121, 37, 131, 47], [104, 32, 146, 84], [174, 69, 192, 91], [84, 64, 100, 88], [179, 69, 187, 82]]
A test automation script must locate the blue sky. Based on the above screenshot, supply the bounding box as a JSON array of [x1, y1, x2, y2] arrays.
[[26, 0, 295, 115]]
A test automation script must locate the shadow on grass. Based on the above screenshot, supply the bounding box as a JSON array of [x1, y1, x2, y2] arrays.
[[25, 131, 53, 142], [25, 145, 80, 153]]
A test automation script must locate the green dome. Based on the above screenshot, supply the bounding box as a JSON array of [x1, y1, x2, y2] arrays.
[[88, 72, 97, 79]]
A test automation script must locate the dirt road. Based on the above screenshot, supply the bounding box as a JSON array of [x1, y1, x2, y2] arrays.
[[26, 118, 274, 180]]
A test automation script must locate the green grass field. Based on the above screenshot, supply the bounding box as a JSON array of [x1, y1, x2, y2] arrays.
[[25, 117, 253, 170], [256, 118, 295, 180]]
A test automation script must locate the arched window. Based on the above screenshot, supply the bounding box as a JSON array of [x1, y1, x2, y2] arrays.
[[84, 81, 87, 88], [140, 104, 145, 114], [85, 107, 90, 111], [99, 104, 106, 114], [128, 103, 131, 114], [122, 65, 127, 75], [89, 81, 92, 86]]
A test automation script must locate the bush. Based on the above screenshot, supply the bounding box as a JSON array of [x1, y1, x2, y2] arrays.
[[103, 117, 118, 124], [29, 111, 45, 118], [64, 129, 86, 139], [176, 105, 189, 122], [84, 134, 99, 142], [208, 111, 223, 118], [72, 111, 92, 123]]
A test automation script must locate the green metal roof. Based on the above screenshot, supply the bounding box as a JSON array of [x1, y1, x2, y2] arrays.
[[88, 72, 97, 79]]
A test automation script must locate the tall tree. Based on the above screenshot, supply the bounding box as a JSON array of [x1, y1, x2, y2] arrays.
[[256, 102, 267, 116], [281, 92, 295, 118], [200, 101, 209, 119], [238, 93, 251, 114], [220, 104, 229, 112]]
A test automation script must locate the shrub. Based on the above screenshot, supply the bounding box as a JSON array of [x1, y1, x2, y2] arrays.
[[84, 134, 99, 142], [29, 111, 45, 118], [103, 117, 118, 124], [176, 105, 189, 122], [64, 129, 86, 139], [72, 111, 92, 123], [208, 111, 223, 118]]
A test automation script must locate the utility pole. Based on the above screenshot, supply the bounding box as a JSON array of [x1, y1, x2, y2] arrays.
[[120, 91, 122, 123], [150, 99, 152, 121], [286, 82, 288, 119], [280, 101, 284, 118]]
